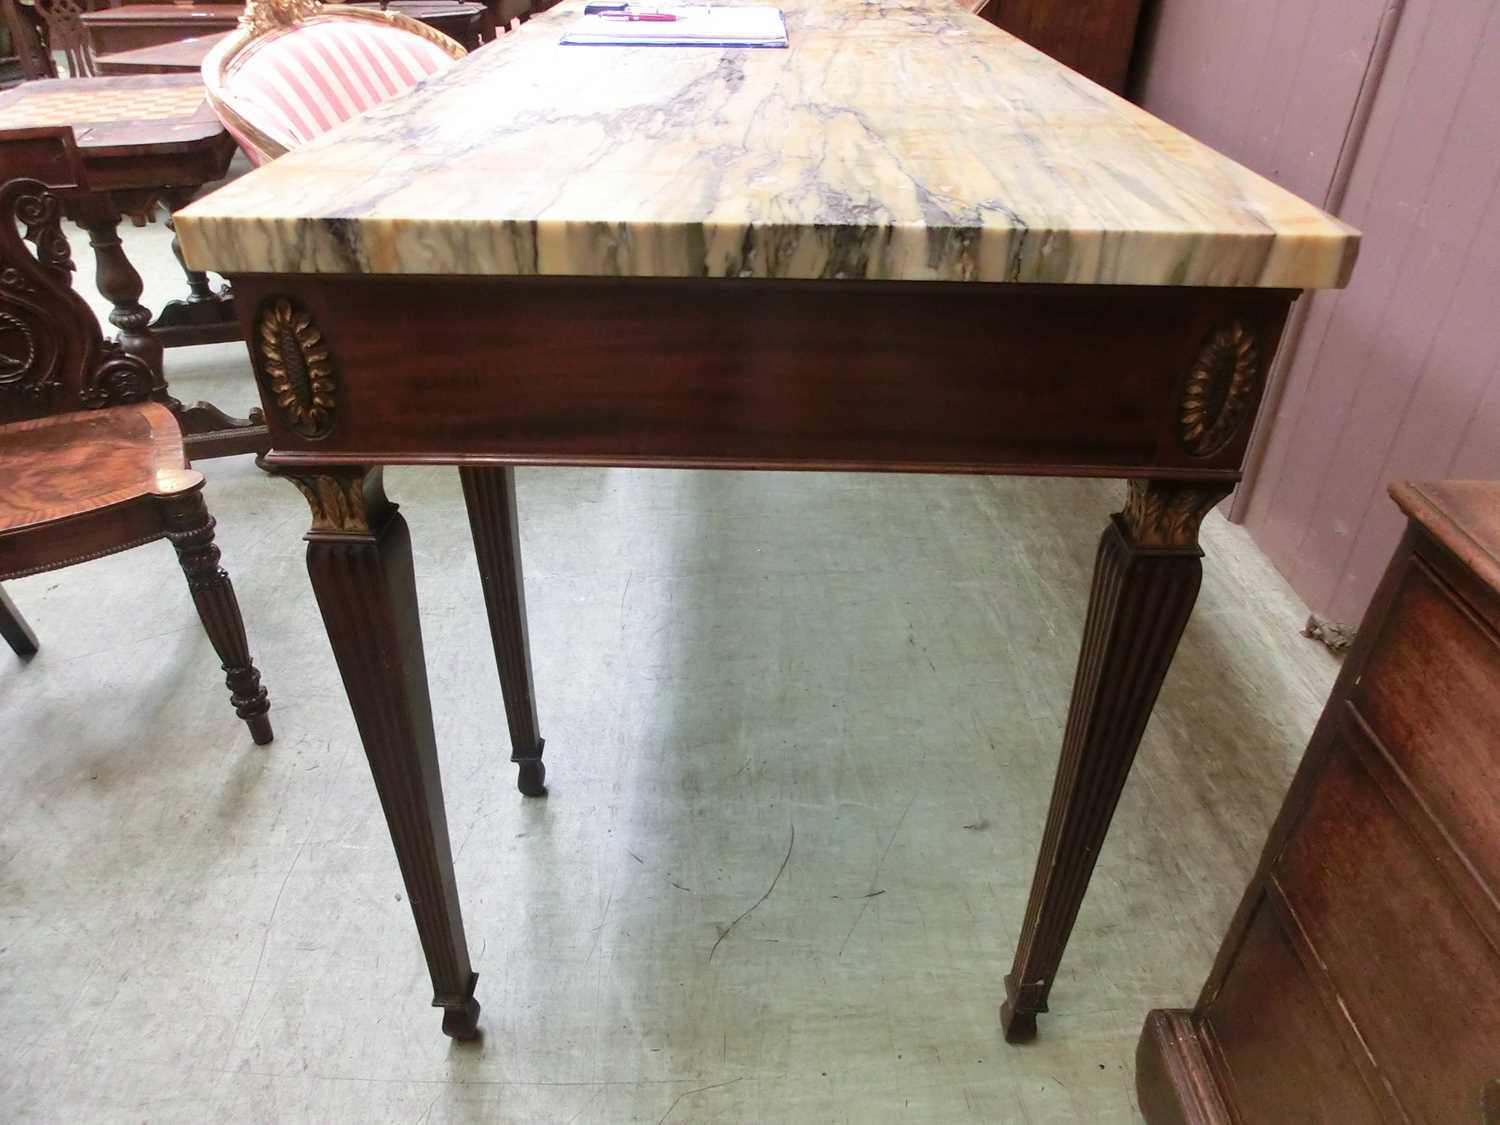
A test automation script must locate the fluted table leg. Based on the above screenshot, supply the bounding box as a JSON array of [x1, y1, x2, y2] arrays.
[[460, 466, 547, 797], [1001, 478, 1232, 1044], [288, 465, 481, 1040]]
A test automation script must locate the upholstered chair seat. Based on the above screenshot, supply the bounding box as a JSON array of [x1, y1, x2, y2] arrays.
[[203, 0, 468, 165]]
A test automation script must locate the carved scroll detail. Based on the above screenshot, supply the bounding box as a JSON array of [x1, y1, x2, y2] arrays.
[[0, 311, 37, 382], [81, 344, 158, 408], [0, 180, 96, 418], [255, 297, 335, 438], [0, 177, 168, 421], [1179, 321, 1262, 458]]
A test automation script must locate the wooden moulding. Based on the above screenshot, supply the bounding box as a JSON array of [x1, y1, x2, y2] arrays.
[[225, 274, 1296, 478], [1136, 1010, 1233, 1125]]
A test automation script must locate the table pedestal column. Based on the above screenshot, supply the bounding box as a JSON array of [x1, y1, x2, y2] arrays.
[[288, 465, 481, 1040], [74, 193, 268, 460], [77, 195, 164, 382], [1002, 478, 1232, 1043]]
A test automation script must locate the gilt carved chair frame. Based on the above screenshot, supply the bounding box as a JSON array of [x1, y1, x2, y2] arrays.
[[201, 0, 468, 165]]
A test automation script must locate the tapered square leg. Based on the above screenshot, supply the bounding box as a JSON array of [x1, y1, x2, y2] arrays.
[[154, 474, 272, 745], [1001, 479, 1232, 1044], [0, 585, 39, 657], [459, 466, 546, 797], [287, 466, 481, 1040]]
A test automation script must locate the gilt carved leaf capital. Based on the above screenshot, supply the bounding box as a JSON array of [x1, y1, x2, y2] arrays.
[[1120, 480, 1235, 550], [281, 465, 392, 536]]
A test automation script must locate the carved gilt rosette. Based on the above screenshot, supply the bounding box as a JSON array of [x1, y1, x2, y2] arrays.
[[256, 297, 335, 438], [1179, 321, 1262, 458]]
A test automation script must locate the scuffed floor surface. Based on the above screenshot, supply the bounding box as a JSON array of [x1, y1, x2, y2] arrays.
[[0, 220, 1339, 1123]]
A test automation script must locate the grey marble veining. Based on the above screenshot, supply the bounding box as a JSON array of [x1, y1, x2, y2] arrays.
[[180, 0, 1359, 287]]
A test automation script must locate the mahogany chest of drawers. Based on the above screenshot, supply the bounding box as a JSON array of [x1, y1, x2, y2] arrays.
[[1138, 480, 1500, 1125]]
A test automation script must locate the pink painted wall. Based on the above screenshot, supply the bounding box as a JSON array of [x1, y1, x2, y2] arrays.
[[1135, 0, 1500, 625]]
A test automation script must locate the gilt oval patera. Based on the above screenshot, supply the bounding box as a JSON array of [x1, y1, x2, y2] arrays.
[[255, 297, 335, 439], [1179, 321, 1262, 458]]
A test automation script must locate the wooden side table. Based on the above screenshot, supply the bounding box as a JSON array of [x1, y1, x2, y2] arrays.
[[1138, 480, 1500, 1124], [80, 3, 239, 55], [0, 75, 267, 458], [83, 0, 487, 56], [95, 32, 227, 75], [94, 2, 486, 73]]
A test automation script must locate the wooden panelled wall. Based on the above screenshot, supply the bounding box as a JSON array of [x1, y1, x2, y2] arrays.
[[1134, 0, 1500, 627]]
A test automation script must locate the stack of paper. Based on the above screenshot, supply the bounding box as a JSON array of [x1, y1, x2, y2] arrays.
[[561, 5, 788, 48]]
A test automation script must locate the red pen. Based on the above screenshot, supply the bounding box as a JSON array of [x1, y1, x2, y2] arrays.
[[599, 9, 679, 18]]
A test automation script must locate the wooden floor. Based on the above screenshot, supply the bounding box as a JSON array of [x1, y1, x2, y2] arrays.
[[0, 220, 1340, 1124]]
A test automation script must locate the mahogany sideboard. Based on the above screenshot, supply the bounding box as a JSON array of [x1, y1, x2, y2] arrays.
[[1138, 479, 1500, 1124]]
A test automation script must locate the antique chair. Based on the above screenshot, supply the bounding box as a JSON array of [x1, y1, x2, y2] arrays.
[[201, 0, 467, 166], [0, 127, 272, 744], [1, 0, 57, 79], [32, 0, 99, 77]]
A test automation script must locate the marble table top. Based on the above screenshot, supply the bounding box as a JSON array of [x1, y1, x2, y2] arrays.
[[178, 0, 1360, 288]]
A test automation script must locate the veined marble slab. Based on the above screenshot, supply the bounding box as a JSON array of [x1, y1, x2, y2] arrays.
[[178, 0, 1360, 287]]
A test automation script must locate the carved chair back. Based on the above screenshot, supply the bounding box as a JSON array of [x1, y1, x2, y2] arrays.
[[1, 0, 59, 79], [34, 0, 99, 77], [0, 128, 156, 425], [201, 0, 467, 165]]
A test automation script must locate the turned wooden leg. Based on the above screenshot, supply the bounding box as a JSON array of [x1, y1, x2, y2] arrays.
[[68, 196, 264, 461], [170, 218, 219, 302], [459, 466, 546, 797], [1001, 479, 1232, 1044], [287, 466, 481, 1040], [151, 188, 243, 350], [0, 585, 39, 657], [76, 196, 164, 379], [155, 476, 273, 745]]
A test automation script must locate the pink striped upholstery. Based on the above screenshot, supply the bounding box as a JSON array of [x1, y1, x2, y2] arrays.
[[221, 20, 456, 162]]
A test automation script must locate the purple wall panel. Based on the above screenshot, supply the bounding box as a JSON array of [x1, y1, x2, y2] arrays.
[[1137, 0, 1500, 625]]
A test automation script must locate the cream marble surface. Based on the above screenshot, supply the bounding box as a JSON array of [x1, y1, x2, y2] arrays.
[[179, 0, 1359, 287]]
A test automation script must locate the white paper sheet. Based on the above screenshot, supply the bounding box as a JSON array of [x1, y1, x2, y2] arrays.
[[561, 5, 788, 47]]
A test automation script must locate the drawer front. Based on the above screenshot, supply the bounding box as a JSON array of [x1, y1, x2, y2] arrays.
[[1354, 557, 1500, 901], [1275, 742, 1500, 1123], [1203, 897, 1383, 1124]]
